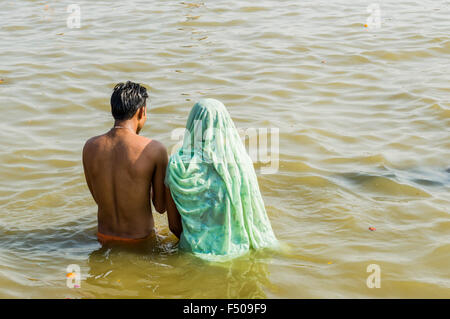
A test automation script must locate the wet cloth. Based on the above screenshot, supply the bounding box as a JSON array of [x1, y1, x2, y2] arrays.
[[96, 231, 155, 245], [165, 98, 278, 261]]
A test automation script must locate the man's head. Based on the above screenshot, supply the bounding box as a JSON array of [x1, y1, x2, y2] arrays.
[[111, 81, 148, 132]]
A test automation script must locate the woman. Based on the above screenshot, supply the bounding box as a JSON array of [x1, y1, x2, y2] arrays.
[[165, 98, 278, 261]]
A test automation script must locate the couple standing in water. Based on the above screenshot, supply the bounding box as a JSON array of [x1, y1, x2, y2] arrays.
[[82, 81, 277, 261]]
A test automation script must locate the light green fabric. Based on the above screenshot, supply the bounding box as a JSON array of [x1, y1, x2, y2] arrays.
[[165, 98, 278, 261]]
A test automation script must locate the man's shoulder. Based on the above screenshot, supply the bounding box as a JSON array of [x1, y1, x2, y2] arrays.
[[82, 134, 109, 159], [83, 134, 105, 150], [142, 138, 168, 161]]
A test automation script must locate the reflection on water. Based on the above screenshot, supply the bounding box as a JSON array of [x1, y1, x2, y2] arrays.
[[84, 239, 273, 299]]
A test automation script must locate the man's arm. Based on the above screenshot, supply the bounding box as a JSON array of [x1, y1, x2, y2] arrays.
[[151, 141, 168, 214], [165, 186, 182, 238], [82, 140, 97, 204]]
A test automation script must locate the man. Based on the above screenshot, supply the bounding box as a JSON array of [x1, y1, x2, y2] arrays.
[[82, 81, 182, 245]]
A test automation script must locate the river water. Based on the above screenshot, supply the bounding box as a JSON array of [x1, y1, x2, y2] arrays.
[[0, 0, 449, 298]]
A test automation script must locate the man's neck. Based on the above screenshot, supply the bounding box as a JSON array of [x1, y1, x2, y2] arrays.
[[113, 120, 138, 134]]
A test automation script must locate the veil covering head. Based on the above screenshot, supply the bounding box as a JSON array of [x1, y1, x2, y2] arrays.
[[165, 98, 278, 261]]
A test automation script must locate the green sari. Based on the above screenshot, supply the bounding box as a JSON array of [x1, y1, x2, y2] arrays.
[[165, 99, 277, 261]]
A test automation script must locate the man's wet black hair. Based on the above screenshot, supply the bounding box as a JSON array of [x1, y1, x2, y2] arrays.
[[110, 81, 148, 120]]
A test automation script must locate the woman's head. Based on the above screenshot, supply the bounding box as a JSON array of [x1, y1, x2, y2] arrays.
[[185, 98, 231, 133]]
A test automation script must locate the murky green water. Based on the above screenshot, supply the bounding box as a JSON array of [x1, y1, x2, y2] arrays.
[[0, 0, 449, 298]]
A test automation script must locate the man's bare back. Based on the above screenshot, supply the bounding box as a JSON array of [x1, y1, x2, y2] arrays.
[[82, 81, 179, 243], [83, 128, 167, 239]]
